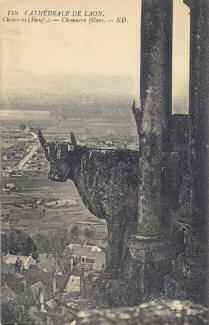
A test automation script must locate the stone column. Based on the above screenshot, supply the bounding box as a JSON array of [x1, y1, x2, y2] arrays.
[[185, 0, 209, 250], [124, 0, 173, 301], [137, 0, 172, 236], [164, 0, 209, 305], [185, 0, 208, 302]]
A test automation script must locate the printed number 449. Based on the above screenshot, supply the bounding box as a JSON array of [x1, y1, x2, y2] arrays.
[[8, 10, 18, 15]]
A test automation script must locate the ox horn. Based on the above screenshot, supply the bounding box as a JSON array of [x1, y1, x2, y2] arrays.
[[38, 130, 47, 151], [69, 132, 77, 150], [70, 132, 77, 146]]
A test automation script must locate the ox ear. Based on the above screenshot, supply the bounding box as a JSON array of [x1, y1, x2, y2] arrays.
[[132, 100, 143, 136], [38, 130, 47, 152], [70, 132, 77, 146], [69, 132, 77, 150]]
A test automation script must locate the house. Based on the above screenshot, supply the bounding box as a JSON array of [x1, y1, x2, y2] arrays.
[[17, 281, 43, 306], [3, 183, 19, 192], [10, 171, 23, 177], [46, 299, 57, 310], [31, 281, 45, 305], [3, 253, 36, 270], [1, 261, 16, 274], [2, 272, 26, 294], [62, 244, 106, 272], [64, 275, 80, 293], [36, 253, 58, 273], [17, 281, 50, 311], [2, 154, 8, 161], [1, 282, 17, 302], [23, 268, 67, 295], [45, 199, 77, 208]]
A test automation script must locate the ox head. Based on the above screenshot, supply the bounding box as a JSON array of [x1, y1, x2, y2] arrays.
[[38, 130, 77, 182]]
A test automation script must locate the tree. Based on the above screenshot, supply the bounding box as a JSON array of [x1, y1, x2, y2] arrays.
[[70, 225, 80, 242], [19, 124, 26, 131], [84, 228, 95, 244], [48, 229, 70, 262], [7, 228, 38, 259], [1, 301, 24, 324], [1, 233, 9, 255]]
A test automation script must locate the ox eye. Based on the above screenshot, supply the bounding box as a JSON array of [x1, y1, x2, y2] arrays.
[[60, 154, 68, 161]]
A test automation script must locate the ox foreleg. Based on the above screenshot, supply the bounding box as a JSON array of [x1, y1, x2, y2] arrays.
[[106, 217, 127, 277]]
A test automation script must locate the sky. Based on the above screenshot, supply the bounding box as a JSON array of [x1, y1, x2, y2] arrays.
[[0, 0, 190, 114]]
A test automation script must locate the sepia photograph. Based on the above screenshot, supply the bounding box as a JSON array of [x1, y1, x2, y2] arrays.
[[0, 0, 208, 324]]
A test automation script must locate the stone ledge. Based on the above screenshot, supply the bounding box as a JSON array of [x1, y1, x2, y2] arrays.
[[83, 271, 139, 308], [76, 300, 208, 325], [127, 235, 174, 262]]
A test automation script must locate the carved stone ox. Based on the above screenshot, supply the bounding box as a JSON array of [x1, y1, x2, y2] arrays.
[[38, 130, 138, 275]]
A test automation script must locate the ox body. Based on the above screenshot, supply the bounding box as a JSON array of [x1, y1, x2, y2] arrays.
[[38, 131, 138, 274]]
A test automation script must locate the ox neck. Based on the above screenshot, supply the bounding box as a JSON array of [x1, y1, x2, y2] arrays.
[[68, 146, 88, 184]]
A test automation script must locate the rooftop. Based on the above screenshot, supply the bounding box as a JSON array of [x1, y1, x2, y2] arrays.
[[3, 253, 36, 266], [64, 244, 104, 259]]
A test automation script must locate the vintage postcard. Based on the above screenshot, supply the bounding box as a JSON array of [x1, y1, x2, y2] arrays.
[[0, 0, 208, 324]]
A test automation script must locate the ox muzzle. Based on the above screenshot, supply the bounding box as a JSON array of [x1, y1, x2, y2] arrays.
[[48, 167, 67, 182]]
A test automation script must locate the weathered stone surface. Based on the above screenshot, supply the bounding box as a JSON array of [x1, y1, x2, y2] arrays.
[[83, 271, 139, 308], [185, 0, 209, 239], [38, 131, 139, 275], [123, 236, 173, 302], [184, 0, 209, 147], [165, 0, 209, 306], [83, 239, 172, 308], [161, 150, 190, 239], [76, 300, 208, 325], [136, 0, 172, 236], [169, 115, 189, 153], [164, 271, 208, 304]]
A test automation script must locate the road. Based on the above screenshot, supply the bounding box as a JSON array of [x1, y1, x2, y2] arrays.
[[14, 130, 40, 171]]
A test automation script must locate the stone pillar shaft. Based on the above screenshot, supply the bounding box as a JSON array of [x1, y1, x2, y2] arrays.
[[184, 0, 209, 252], [164, 1, 208, 305], [137, 0, 172, 236]]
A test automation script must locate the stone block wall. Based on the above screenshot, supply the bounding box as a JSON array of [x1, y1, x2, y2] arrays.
[[83, 271, 140, 308], [169, 115, 189, 153], [76, 300, 208, 325]]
